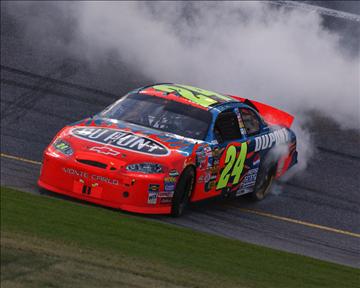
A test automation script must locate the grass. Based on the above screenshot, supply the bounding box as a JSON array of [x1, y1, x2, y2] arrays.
[[1, 186, 359, 288]]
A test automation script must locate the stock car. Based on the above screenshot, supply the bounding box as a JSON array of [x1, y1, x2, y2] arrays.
[[38, 84, 297, 216]]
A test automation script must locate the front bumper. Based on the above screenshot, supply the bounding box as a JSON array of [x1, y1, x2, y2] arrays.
[[38, 151, 172, 214]]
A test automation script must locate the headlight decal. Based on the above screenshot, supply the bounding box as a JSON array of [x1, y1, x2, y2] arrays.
[[53, 139, 73, 155]]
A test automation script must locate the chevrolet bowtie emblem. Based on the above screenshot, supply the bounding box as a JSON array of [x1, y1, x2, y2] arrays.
[[89, 146, 120, 156]]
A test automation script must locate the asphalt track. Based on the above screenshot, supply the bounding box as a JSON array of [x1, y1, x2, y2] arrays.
[[1, 63, 359, 269]]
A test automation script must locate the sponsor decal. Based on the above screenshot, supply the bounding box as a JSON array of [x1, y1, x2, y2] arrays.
[[160, 197, 173, 204], [204, 173, 211, 182], [206, 152, 213, 158], [164, 177, 176, 191], [236, 188, 253, 196], [158, 191, 174, 198], [195, 147, 207, 168], [164, 177, 176, 182], [235, 109, 246, 134], [239, 168, 259, 189], [210, 166, 219, 174], [90, 146, 120, 156], [148, 191, 158, 204], [205, 179, 215, 192], [62, 167, 119, 185], [165, 183, 175, 191], [204, 146, 212, 153], [169, 169, 179, 177], [212, 147, 222, 158], [148, 184, 160, 192], [71, 127, 169, 156], [197, 175, 204, 183], [207, 156, 214, 167], [254, 128, 289, 152]]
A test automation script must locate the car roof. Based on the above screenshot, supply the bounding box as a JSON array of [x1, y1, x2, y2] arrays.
[[138, 83, 240, 110]]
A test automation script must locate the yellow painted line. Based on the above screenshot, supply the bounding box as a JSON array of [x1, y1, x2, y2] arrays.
[[237, 207, 360, 238], [1, 153, 41, 165], [1, 152, 360, 238]]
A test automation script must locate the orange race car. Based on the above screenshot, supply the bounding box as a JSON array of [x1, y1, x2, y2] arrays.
[[38, 84, 297, 216]]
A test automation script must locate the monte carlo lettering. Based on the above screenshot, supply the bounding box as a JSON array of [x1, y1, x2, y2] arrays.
[[71, 127, 169, 156], [62, 167, 119, 185], [254, 128, 289, 152]]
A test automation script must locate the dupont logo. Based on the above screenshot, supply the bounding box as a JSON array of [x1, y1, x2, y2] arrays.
[[71, 127, 169, 156], [90, 146, 120, 156]]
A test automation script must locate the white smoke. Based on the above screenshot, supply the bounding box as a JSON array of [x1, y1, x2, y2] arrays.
[[4, 1, 360, 172], [73, 1, 358, 173], [286, 120, 314, 174], [270, 182, 284, 196], [69, 2, 359, 128]]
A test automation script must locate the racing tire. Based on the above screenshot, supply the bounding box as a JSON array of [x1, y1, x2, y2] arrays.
[[39, 187, 47, 195], [250, 164, 275, 201], [171, 167, 195, 217]]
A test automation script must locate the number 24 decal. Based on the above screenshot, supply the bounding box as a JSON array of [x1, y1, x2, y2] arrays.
[[216, 143, 247, 190]]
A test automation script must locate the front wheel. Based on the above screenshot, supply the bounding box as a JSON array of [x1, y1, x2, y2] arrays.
[[250, 165, 275, 201], [171, 167, 195, 217]]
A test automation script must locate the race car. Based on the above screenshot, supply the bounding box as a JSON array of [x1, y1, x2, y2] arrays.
[[38, 83, 297, 216]]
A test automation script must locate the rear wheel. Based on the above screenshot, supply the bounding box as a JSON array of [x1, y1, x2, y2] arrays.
[[39, 187, 47, 195], [171, 167, 195, 217], [251, 165, 275, 201]]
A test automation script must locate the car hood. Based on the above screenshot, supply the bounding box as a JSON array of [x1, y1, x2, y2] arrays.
[[58, 117, 200, 162]]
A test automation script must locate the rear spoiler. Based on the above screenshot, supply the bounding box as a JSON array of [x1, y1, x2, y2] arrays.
[[230, 95, 294, 128]]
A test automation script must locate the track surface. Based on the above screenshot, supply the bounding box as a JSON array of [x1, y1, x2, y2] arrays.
[[1, 63, 359, 268]]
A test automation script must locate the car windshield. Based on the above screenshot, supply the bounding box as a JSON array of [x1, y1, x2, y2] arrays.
[[99, 93, 212, 140]]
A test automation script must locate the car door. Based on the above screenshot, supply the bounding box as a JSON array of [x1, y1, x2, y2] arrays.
[[235, 107, 267, 196], [210, 109, 249, 195]]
